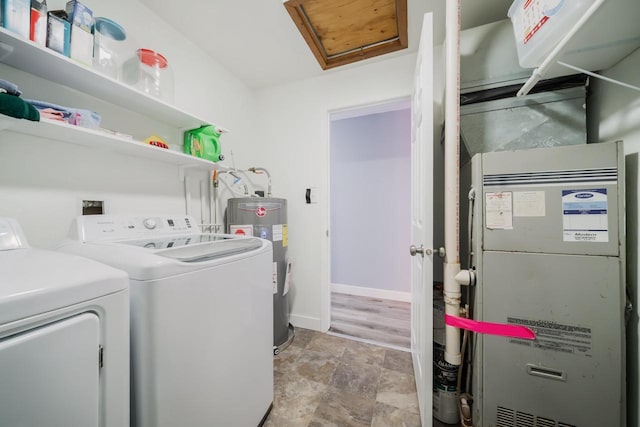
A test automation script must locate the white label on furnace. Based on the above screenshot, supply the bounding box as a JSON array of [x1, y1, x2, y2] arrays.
[[272, 224, 283, 242], [272, 262, 278, 294], [513, 191, 546, 217], [485, 192, 513, 229], [562, 188, 608, 242]]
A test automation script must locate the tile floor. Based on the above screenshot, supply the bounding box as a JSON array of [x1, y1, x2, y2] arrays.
[[264, 327, 422, 427]]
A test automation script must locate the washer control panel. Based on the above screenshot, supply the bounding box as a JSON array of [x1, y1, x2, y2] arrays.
[[72, 215, 198, 242]]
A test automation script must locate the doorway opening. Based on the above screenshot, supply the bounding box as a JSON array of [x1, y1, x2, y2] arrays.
[[328, 98, 412, 350]]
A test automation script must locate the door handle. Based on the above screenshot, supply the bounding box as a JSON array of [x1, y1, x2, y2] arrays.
[[409, 245, 446, 257], [410, 244, 427, 256]]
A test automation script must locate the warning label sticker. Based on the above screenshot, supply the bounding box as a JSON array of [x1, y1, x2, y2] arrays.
[[230, 224, 253, 237], [282, 224, 288, 247], [273, 224, 283, 242], [507, 317, 592, 357], [485, 192, 513, 230]]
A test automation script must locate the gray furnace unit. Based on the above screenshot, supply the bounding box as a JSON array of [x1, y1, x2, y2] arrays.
[[227, 198, 291, 354], [469, 141, 626, 427]]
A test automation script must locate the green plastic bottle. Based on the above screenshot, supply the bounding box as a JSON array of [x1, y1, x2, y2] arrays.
[[183, 125, 223, 162]]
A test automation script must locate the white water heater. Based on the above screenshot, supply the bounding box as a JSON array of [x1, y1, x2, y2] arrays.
[[469, 141, 626, 426]]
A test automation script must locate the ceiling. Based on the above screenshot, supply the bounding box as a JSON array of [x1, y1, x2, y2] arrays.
[[138, 0, 514, 90]]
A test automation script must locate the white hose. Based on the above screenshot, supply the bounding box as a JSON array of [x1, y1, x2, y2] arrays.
[[218, 172, 249, 197]]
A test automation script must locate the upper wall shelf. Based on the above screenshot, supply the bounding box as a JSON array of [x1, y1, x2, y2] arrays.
[[0, 115, 227, 171], [0, 27, 223, 131]]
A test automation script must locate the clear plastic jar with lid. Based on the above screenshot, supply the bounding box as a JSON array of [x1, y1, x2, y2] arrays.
[[122, 48, 174, 103], [93, 17, 128, 80]]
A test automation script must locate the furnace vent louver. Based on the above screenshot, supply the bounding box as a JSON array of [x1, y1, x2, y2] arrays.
[[496, 406, 577, 427]]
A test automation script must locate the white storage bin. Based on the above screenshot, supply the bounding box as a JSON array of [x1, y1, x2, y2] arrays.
[[508, 0, 597, 68]]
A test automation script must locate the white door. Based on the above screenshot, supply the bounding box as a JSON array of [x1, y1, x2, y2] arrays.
[[410, 12, 435, 426]]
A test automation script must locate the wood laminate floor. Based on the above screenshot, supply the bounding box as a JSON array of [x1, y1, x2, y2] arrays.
[[329, 292, 411, 350]]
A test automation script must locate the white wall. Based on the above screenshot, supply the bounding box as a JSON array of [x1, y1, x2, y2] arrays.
[[588, 46, 640, 427], [0, 0, 254, 247], [252, 55, 416, 330], [330, 109, 411, 293]]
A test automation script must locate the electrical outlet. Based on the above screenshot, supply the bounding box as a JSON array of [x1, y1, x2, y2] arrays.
[[82, 200, 104, 215]]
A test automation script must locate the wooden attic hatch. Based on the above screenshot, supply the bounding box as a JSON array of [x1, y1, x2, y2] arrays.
[[284, 0, 408, 70]]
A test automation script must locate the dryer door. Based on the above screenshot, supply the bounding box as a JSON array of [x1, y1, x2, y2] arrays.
[[0, 313, 101, 426]]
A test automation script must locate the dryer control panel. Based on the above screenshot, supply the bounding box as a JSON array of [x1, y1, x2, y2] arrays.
[[0, 218, 29, 251], [71, 215, 199, 242]]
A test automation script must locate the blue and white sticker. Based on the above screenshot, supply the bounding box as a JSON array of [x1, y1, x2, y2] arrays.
[[562, 189, 608, 242]]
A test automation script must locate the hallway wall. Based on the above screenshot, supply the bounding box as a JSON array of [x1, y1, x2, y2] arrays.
[[330, 108, 411, 294]]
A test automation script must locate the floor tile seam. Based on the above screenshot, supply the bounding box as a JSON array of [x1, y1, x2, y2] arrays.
[[372, 401, 423, 424], [338, 355, 386, 370], [375, 368, 420, 414], [381, 363, 416, 376], [314, 384, 380, 425], [328, 360, 383, 400], [301, 346, 348, 361]]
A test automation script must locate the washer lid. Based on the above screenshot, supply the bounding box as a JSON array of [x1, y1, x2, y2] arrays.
[[154, 238, 263, 262], [0, 248, 128, 324]]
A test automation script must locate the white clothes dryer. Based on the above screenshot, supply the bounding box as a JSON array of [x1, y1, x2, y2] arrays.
[[58, 214, 274, 427], [0, 218, 130, 427]]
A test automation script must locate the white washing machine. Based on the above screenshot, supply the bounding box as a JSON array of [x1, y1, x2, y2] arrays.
[[58, 214, 274, 427], [0, 218, 130, 427]]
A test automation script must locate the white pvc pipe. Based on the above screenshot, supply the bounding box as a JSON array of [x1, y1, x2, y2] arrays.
[[517, 0, 605, 97], [184, 175, 192, 216], [444, 0, 462, 366], [209, 171, 215, 230], [200, 180, 207, 227]]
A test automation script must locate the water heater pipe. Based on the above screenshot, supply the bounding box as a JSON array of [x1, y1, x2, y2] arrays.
[[443, 0, 462, 366], [218, 170, 249, 196], [248, 167, 272, 197], [516, 0, 605, 97]]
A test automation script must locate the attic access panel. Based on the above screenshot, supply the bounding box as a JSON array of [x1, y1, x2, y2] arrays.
[[284, 0, 408, 70]]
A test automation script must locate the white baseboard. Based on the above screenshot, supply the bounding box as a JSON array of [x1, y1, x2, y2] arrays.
[[290, 314, 323, 331], [331, 283, 411, 303]]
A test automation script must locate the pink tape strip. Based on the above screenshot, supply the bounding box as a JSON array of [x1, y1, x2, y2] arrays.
[[445, 314, 536, 340]]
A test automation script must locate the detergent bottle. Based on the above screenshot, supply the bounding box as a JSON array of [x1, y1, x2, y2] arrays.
[[184, 125, 224, 162]]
